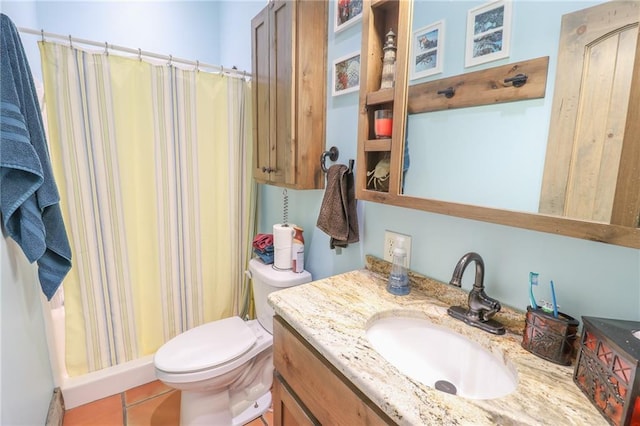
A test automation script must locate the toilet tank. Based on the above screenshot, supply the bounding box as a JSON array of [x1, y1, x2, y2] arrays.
[[248, 258, 312, 334]]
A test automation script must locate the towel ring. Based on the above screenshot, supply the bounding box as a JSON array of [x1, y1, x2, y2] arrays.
[[320, 146, 354, 174], [321, 147, 339, 173]]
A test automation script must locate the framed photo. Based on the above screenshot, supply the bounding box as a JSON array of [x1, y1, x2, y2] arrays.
[[410, 20, 445, 80], [332, 51, 360, 96], [465, 0, 512, 67], [334, 0, 363, 33]]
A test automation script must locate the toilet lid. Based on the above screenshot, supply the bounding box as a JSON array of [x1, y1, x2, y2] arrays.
[[154, 316, 257, 373]]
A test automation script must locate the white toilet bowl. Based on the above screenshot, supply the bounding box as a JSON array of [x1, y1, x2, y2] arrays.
[[154, 258, 311, 425]]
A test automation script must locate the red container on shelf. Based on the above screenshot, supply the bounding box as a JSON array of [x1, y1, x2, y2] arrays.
[[374, 109, 392, 138]]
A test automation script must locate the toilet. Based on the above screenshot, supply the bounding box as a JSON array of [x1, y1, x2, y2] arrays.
[[154, 258, 311, 426]]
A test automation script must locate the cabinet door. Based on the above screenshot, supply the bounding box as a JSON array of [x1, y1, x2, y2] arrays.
[[270, 0, 293, 185], [252, 6, 272, 182], [273, 374, 318, 426]]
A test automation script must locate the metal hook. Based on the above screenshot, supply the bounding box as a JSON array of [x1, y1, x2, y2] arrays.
[[504, 73, 528, 87], [167, 54, 173, 66], [40, 29, 45, 42], [437, 87, 455, 98], [320, 147, 339, 173], [68, 34, 73, 48], [104, 42, 109, 56], [195, 60, 200, 72], [138, 48, 142, 61]]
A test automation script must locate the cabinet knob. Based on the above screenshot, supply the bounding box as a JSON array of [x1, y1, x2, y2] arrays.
[[262, 166, 275, 173]]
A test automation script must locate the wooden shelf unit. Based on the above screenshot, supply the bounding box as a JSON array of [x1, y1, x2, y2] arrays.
[[356, 0, 412, 196]]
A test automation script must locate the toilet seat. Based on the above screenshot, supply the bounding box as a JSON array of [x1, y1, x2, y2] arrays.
[[154, 316, 270, 383]]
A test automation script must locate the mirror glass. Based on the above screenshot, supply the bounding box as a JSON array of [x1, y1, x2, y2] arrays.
[[401, 0, 634, 224], [403, 100, 547, 213]]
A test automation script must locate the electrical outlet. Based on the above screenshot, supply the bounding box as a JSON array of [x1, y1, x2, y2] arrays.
[[384, 231, 411, 268]]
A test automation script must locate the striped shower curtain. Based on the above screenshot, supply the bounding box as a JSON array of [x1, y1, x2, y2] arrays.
[[39, 41, 256, 376]]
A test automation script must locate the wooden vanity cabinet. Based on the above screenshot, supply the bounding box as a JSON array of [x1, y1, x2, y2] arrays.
[[251, 0, 327, 190], [272, 315, 394, 426]]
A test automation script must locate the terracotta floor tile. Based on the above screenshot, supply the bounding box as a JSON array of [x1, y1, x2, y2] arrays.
[[125, 380, 173, 406], [246, 409, 273, 425], [64, 381, 273, 426], [125, 389, 180, 426], [62, 394, 123, 426]]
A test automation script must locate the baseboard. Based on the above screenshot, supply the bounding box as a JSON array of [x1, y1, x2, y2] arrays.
[[45, 388, 64, 426]]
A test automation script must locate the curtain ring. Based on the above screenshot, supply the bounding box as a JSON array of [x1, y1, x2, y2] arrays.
[[138, 48, 142, 62], [104, 42, 109, 56], [168, 54, 172, 67], [68, 34, 73, 48], [40, 29, 45, 42], [195, 60, 200, 72]]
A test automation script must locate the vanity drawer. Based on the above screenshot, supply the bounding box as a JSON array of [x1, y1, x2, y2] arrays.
[[273, 315, 394, 425]]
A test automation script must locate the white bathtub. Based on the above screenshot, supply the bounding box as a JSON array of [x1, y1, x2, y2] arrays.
[[45, 305, 157, 409]]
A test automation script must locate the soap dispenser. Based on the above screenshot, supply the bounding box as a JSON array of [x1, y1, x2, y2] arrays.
[[387, 237, 410, 295]]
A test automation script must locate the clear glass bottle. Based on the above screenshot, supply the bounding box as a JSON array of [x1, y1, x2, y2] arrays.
[[387, 237, 409, 295]]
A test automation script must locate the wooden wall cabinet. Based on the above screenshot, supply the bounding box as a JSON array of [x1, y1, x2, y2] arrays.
[[251, 0, 327, 190], [272, 315, 393, 426]]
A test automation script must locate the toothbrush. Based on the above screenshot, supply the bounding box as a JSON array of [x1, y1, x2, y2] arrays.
[[529, 272, 539, 310], [550, 280, 559, 318]]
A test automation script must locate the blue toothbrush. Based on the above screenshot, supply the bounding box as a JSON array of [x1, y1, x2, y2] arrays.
[[550, 280, 559, 318], [529, 272, 539, 310]]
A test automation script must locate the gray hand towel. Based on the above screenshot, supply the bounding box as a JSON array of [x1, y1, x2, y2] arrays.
[[316, 164, 359, 249], [1, 14, 72, 300]]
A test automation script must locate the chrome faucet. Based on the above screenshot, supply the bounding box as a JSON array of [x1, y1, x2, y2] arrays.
[[447, 252, 505, 335]]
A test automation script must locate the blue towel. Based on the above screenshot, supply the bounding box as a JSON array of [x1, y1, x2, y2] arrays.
[[1, 14, 72, 300]]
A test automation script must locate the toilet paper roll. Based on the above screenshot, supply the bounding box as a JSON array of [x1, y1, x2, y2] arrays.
[[273, 224, 295, 270], [274, 248, 292, 270]]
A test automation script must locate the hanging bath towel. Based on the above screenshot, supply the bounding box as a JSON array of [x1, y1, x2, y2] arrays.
[[0, 14, 72, 300], [317, 164, 359, 249]]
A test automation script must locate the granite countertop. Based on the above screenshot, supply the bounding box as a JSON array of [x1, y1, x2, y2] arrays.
[[268, 256, 606, 425]]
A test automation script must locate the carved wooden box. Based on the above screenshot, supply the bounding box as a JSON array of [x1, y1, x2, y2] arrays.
[[573, 316, 640, 426]]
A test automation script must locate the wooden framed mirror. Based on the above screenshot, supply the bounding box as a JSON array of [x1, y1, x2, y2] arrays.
[[356, 0, 640, 249]]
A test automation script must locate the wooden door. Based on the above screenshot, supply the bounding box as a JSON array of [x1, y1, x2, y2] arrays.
[[252, 6, 271, 182], [539, 1, 640, 224], [270, 0, 293, 185]]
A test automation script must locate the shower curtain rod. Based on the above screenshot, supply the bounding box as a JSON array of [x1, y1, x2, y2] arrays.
[[18, 27, 250, 79]]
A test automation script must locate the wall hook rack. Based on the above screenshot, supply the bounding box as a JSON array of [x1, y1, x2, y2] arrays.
[[407, 56, 549, 114], [504, 73, 528, 87], [437, 87, 456, 98]]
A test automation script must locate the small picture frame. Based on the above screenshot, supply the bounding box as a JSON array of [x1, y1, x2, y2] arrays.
[[332, 51, 360, 96], [334, 0, 363, 33], [465, 0, 512, 67], [410, 20, 445, 80]]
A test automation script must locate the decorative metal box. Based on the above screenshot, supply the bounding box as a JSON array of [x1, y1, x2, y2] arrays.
[[573, 316, 640, 426], [521, 306, 579, 365]]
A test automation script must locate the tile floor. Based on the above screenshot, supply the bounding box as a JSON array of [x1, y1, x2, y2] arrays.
[[62, 380, 272, 426]]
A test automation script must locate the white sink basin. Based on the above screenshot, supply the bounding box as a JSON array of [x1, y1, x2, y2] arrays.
[[366, 315, 518, 400]]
